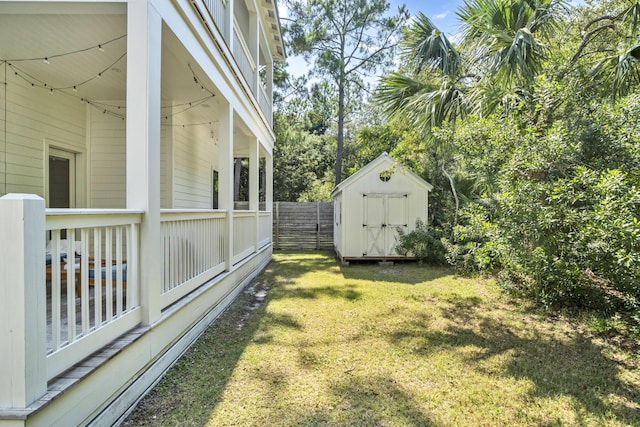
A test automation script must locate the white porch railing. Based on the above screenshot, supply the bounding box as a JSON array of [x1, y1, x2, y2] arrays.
[[159, 210, 227, 309], [203, 0, 228, 42], [258, 83, 272, 126], [1, 194, 274, 416], [233, 21, 256, 91], [45, 209, 143, 380], [259, 211, 272, 248], [233, 210, 256, 264]]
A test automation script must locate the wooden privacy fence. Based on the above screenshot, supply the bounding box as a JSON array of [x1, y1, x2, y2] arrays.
[[273, 202, 334, 250]]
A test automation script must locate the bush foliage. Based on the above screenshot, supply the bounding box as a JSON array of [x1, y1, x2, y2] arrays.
[[395, 95, 640, 343]]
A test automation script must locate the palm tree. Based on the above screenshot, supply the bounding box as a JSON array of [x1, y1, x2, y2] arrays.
[[569, 1, 640, 100], [376, 13, 470, 228], [458, 0, 567, 89], [376, 1, 568, 227]]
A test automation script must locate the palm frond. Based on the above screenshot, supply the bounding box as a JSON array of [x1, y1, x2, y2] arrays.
[[402, 12, 461, 77], [377, 73, 469, 131], [613, 43, 640, 99], [458, 0, 567, 86], [376, 72, 436, 119]]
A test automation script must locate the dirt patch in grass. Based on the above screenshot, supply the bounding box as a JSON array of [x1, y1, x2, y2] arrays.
[[123, 252, 640, 426]]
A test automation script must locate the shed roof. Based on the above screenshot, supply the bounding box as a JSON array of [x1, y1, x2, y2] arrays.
[[331, 152, 433, 197]]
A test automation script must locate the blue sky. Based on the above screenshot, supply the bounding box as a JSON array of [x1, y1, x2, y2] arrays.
[[280, 0, 583, 81], [280, 0, 468, 80], [391, 0, 466, 37]]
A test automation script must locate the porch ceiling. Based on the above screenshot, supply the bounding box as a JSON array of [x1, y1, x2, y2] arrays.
[[0, 7, 251, 141], [0, 13, 128, 100], [0, 11, 219, 109]]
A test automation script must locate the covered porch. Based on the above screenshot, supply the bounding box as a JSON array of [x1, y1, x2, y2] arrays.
[[0, 0, 279, 425]]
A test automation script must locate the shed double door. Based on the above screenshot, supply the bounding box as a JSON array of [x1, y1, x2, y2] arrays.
[[362, 193, 408, 257]]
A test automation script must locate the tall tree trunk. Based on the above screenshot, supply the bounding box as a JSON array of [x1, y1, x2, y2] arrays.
[[335, 76, 345, 186], [441, 162, 459, 230]]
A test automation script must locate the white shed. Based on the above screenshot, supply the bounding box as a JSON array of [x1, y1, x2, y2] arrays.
[[331, 153, 433, 264]]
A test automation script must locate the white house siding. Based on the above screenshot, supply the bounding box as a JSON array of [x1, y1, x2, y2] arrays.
[[0, 73, 86, 199], [88, 104, 126, 208], [161, 115, 173, 208], [0, 71, 4, 194], [172, 119, 217, 208]]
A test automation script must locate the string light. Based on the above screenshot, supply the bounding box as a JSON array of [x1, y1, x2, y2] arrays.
[[2, 42, 217, 124], [7, 51, 127, 92], [2, 34, 126, 63], [188, 63, 216, 97], [159, 95, 215, 118], [161, 121, 217, 127]]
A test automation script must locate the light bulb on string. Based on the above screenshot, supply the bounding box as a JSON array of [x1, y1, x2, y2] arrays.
[[43, 57, 49, 64], [98, 45, 104, 52]]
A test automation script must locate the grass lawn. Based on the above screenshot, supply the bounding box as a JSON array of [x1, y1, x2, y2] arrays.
[[123, 252, 640, 426]]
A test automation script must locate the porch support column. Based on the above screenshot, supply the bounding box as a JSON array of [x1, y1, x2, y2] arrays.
[[0, 194, 47, 408], [219, 103, 234, 270], [127, 1, 162, 325], [266, 150, 273, 213], [266, 151, 273, 245], [249, 138, 259, 251]]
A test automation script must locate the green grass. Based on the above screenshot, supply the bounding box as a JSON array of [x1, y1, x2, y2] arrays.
[[123, 252, 640, 426]]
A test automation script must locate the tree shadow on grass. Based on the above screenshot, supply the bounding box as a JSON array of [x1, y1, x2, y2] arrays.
[[124, 253, 638, 426], [326, 374, 440, 426], [340, 262, 457, 285], [268, 252, 366, 302], [123, 253, 373, 426], [230, 365, 441, 426], [275, 283, 362, 301], [387, 295, 640, 425], [121, 278, 296, 427]]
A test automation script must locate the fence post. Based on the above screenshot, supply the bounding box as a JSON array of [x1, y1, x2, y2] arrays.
[[0, 194, 47, 408], [316, 202, 320, 250], [274, 201, 279, 250]]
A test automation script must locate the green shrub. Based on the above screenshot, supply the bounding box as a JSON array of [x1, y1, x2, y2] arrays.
[[442, 202, 501, 271], [395, 219, 447, 264]]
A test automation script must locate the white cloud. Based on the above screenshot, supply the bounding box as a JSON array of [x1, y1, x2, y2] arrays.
[[433, 11, 450, 20]]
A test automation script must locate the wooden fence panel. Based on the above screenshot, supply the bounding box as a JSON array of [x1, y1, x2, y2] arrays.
[[273, 202, 334, 250]]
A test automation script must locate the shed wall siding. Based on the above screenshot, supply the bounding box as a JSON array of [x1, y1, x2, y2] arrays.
[[334, 155, 430, 259], [333, 193, 342, 252], [0, 75, 86, 198]]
